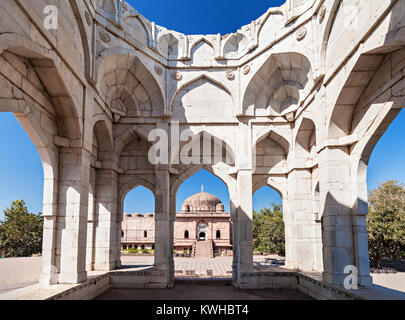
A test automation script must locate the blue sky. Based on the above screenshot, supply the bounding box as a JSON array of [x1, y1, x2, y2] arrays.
[[1, 0, 404, 216], [125, 0, 286, 35]]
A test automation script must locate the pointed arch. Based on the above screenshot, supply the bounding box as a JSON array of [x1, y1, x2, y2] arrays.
[[254, 128, 290, 154], [171, 74, 234, 107], [294, 117, 316, 155], [257, 10, 285, 48], [327, 53, 392, 140], [0, 39, 82, 141], [242, 52, 313, 117], [170, 165, 236, 202], [252, 176, 286, 199], [171, 75, 236, 121], [158, 32, 179, 59], [320, 0, 342, 70], [123, 14, 152, 47], [189, 37, 215, 55], [190, 38, 215, 63], [256, 8, 285, 43], [97, 0, 119, 22], [223, 33, 249, 59], [96, 51, 165, 118], [115, 124, 152, 155], [253, 128, 290, 173], [169, 129, 236, 169], [92, 119, 113, 164], [69, 0, 92, 79], [119, 176, 156, 205]]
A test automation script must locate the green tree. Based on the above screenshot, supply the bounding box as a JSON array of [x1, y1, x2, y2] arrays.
[[367, 180, 405, 268], [253, 203, 285, 256], [0, 200, 43, 257]]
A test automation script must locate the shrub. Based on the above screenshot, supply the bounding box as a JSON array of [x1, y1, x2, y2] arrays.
[[253, 203, 285, 256], [0, 200, 43, 257], [367, 181, 405, 268], [127, 248, 139, 254]]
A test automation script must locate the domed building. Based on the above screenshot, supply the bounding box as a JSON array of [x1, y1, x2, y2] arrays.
[[121, 186, 232, 257]]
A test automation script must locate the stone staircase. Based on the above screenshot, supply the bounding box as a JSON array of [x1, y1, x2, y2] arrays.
[[192, 240, 214, 258]]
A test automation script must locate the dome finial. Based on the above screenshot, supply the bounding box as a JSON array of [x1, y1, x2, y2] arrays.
[[201, 185, 204, 192]]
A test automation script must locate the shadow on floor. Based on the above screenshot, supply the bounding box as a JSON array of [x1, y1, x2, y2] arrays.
[[118, 265, 153, 270], [381, 259, 405, 272], [95, 281, 313, 300], [372, 284, 405, 300]]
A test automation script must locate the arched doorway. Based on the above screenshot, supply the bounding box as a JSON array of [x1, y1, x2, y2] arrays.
[[120, 185, 155, 267], [197, 222, 208, 241], [173, 168, 233, 277], [252, 185, 285, 266], [0, 113, 44, 217]]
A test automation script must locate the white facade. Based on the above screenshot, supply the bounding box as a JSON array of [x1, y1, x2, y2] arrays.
[[0, 0, 404, 289]]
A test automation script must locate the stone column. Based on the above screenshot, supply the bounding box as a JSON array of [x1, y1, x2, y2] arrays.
[[233, 122, 254, 286], [236, 169, 254, 280], [285, 168, 322, 271], [154, 165, 174, 286], [319, 147, 372, 286], [86, 167, 96, 271], [231, 221, 238, 283], [351, 157, 373, 287], [57, 147, 90, 284], [39, 155, 59, 286], [93, 168, 119, 270]]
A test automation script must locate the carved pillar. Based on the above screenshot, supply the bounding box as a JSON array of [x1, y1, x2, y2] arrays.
[[233, 122, 254, 286], [236, 169, 254, 280], [93, 168, 119, 270], [154, 165, 174, 286], [351, 156, 373, 287], [39, 151, 59, 286], [319, 146, 372, 286], [86, 167, 96, 271], [57, 147, 90, 284], [285, 168, 322, 271]]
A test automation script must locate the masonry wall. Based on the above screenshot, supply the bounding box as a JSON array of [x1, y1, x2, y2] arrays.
[[0, 0, 404, 288]]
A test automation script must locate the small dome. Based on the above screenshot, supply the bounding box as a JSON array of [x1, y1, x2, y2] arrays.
[[216, 203, 224, 212], [182, 186, 223, 213]]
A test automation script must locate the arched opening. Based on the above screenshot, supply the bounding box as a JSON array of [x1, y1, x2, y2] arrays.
[[0, 113, 44, 219], [97, 54, 164, 118], [0, 112, 45, 269], [364, 110, 405, 287], [324, 44, 405, 287], [174, 168, 232, 276], [252, 185, 285, 267], [243, 52, 313, 117], [121, 185, 155, 266], [197, 222, 208, 241]]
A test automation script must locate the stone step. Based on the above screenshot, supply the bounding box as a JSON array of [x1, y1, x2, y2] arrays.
[[194, 240, 214, 258]]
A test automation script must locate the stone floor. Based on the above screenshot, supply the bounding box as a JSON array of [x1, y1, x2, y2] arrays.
[[1, 256, 405, 299], [95, 281, 313, 300], [121, 255, 268, 277], [0, 257, 42, 294]]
